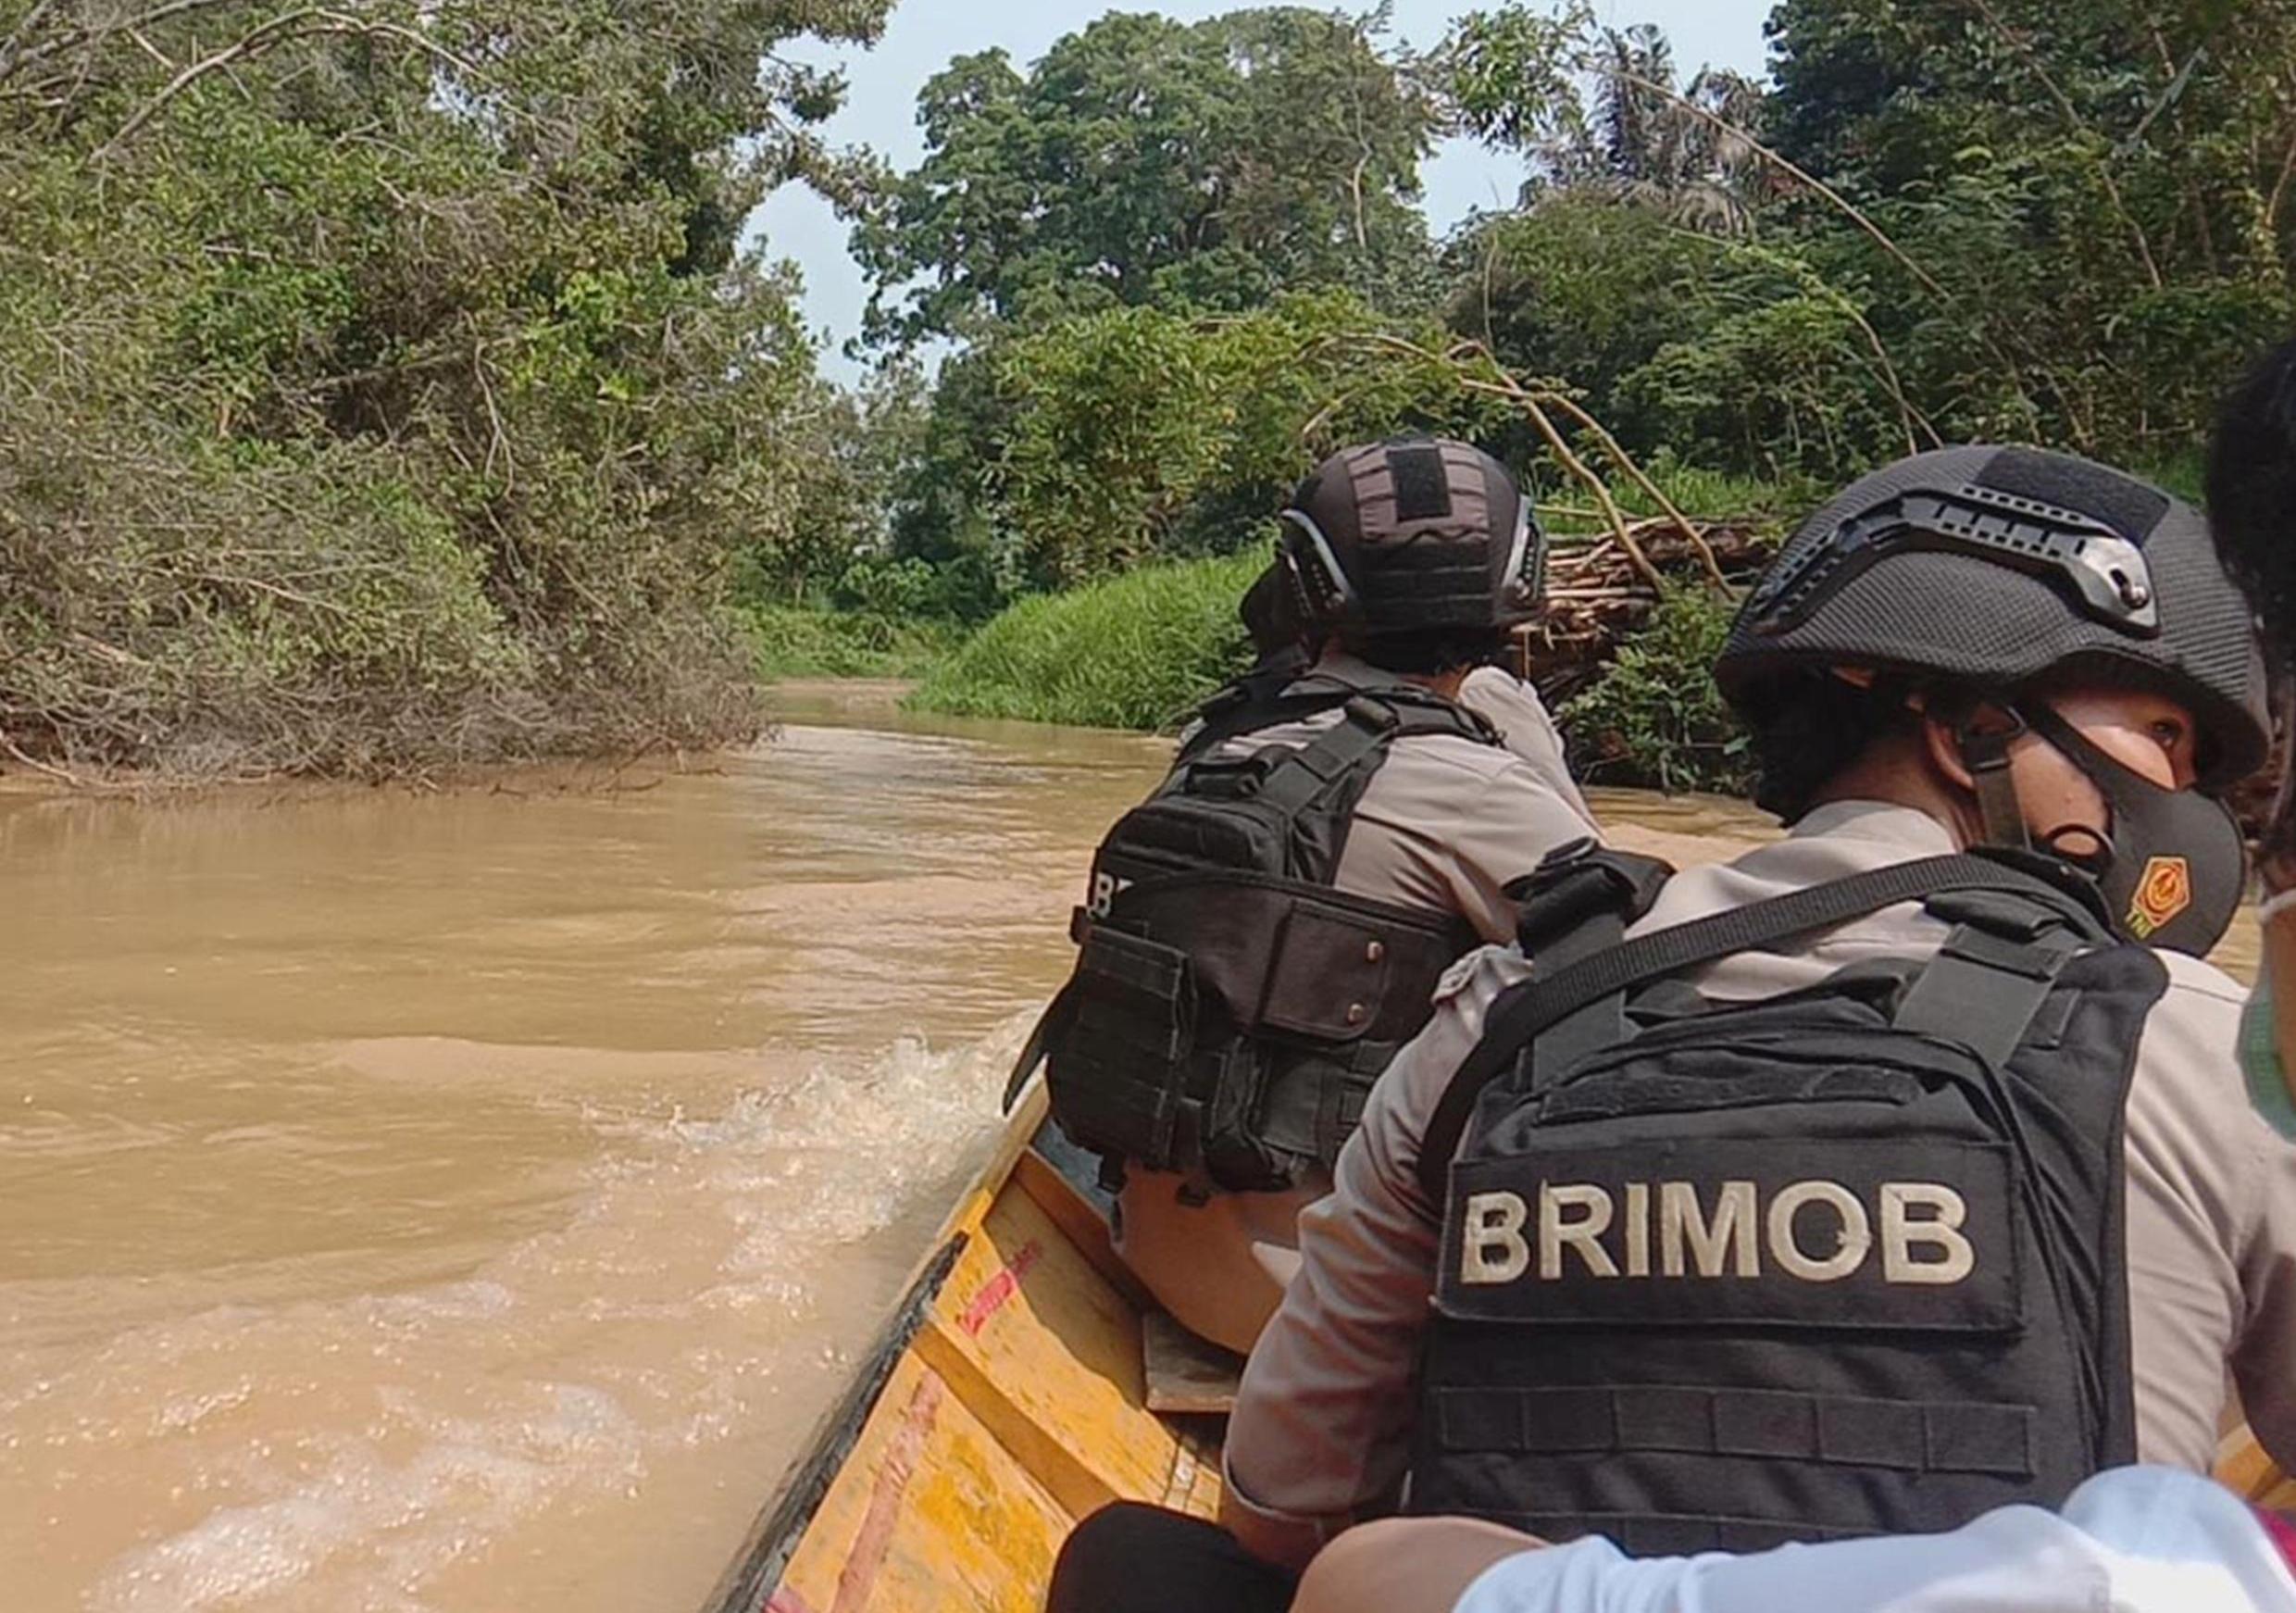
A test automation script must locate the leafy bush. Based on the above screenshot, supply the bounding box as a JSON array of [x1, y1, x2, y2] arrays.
[[907, 552, 1267, 729], [742, 606, 962, 681], [1563, 583, 1751, 794], [0, 0, 888, 779], [991, 290, 1514, 586]]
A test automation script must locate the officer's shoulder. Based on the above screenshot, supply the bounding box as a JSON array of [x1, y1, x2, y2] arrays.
[[2152, 947, 2251, 1014], [1395, 727, 1571, 800], [1393, 724, 1522, 778], [1434, 942, 1532, 1005], [2120, 948, 2249, 1077]]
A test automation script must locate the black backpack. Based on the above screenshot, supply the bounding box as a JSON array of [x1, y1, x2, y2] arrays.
[[1017, 677, 1501, 1192]]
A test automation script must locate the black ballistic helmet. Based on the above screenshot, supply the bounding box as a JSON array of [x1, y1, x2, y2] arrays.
[[1279, 437, 1546, 642], [1717, 445, 2270, 790]]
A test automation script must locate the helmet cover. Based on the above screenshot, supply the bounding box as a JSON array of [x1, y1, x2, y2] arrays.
[[1717, 445, 2268, 787], [1279, 438, 1546, 641]]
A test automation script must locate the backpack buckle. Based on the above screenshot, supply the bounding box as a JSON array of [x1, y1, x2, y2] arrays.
[[1923, 862, 2111, 944], [1509, 843, 1675, 951], [1924, 888, 2065, 943], [1341, 694, 1404, 734]]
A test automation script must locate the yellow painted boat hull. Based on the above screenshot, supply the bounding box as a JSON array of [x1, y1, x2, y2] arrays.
[[708, 1083, 2296, 1613], [705, 1086, 1221, 1613], [2220, 1426, 2296, 1513]]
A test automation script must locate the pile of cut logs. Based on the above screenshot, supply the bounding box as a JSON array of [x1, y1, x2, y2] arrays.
[[1516, 518, 1773, 703]]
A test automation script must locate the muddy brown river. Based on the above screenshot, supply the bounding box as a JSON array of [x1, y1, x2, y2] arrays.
[[0, 683, 2252, 1612]]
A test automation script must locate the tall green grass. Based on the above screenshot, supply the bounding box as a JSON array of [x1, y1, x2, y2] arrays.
[[908, 551, 1265, 730], [742, 605, 964, 681]]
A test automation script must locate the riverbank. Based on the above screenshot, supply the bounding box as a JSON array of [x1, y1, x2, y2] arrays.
[[905, 552, 1264, 731], [863, 533, 1763, 794]]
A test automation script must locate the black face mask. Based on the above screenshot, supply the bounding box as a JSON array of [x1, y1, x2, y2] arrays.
[[2025, 705, 2247, 956]]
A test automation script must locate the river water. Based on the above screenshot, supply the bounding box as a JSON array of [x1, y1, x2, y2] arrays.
[[0, 684, 2252, 1613]]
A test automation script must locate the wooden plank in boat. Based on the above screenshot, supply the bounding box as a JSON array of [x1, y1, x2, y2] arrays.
[[1010, 1146, 1154, 1311], [1142, 1311, 1242, 1416], [2219, 1427, 2296, 1510], [767, 1349, 1072, 1613], [917, 1175, 1192, 1519]]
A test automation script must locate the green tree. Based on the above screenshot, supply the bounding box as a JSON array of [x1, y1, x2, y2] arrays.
[[1438, 0, 2296, 480], [1762, 0, 2296, 458], [990, 291, 1511, 584], [854, 7, 1439, 347], [1444, 197, 1712, 419], [1443, 6, 1766, 227]]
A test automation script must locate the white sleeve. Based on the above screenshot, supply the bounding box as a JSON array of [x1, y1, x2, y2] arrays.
[[1454, 1539, 1687, 1613], [1452, 1507, 2119, 1613], [1458, 668, 1592, 821]]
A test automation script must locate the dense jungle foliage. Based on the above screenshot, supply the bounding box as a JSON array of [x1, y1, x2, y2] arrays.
[[5, 0, 2292, 781], [0, 0, 888, 776]]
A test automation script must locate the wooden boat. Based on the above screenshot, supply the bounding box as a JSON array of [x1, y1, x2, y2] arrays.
[[703, 1082, 1225, 1613], [706, 1080, 2296, 1613]]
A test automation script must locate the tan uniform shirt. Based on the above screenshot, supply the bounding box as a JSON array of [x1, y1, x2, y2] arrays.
[[1460, 666, 1594, 825], [1224, 800, 2296, 1564], [1113, 651, 1600, 1355]]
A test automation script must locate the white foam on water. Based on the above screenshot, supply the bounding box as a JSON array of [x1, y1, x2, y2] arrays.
[[58, 1016, 1027, 1613], [94, 1382, 643, 1613]]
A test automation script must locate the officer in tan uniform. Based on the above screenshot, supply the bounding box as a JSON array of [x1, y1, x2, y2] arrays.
[[1030, 438, 1599, 1357], [1200, 447, 2296, 1589], [1039, 446, 2296, 1613], [1460, 664, 1593, 825]]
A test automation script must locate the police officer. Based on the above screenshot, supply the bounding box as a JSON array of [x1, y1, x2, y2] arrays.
[[1233, 553, 1589, 818], [1215, 445, 2296, 1570], [1036, 436, 1599, 1356]]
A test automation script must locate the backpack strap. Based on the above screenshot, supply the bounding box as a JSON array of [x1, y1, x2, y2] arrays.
[[1377, 686, 1503, 748], [1414, 853, 2105, 1204], [1172, 688, 1499, 882], [1002, 978, 1076, 1113], [1174, 683, 1354, 764], [1245, 696, 1405, 819], [1507, 841, 1677, 1083], [1175, 677, 1499, 767], [1891, 889, 2095, 1068]]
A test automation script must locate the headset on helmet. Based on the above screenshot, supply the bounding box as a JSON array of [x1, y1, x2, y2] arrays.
[[1278, 437, 1547, 643]]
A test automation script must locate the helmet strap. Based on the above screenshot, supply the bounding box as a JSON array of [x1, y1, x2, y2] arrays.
[[1953, 705, 2032, 852]]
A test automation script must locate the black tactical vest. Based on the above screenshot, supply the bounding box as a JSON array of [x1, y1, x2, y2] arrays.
[[1407, 848, 2160, 1552], [1028, 676, 1502, 1193]]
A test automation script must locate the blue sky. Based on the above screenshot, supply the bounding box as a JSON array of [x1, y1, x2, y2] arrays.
[[753, 1, 1778, 379]]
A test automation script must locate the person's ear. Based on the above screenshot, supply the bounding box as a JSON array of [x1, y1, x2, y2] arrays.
[[1923, 709, 1976, 791]]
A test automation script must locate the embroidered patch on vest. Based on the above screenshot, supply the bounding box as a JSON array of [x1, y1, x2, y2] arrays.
[[1435, 1138, 2022, 1332], [2126, 855, 2192, 940]]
